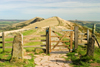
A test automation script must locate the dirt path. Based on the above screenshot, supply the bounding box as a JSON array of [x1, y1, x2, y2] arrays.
[[34, 54, 71, 67]]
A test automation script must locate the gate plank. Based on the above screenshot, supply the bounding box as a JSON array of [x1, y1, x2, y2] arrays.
[[70, 27, 73, 52], [49, 27, 51, 52], [52, 32, 68, 50], [62, 30, 74, 31], [53, 31, 68, 46], [51, 45, 69, 47], [51, 41, 70, 42], [51, 49, 69, 51], [51, 36, 69, 37]]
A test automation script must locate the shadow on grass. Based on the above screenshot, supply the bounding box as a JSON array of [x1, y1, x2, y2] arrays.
[[0, 58, 10, 62], [69, 55, 92, 66], [0, 47, 2, 48]]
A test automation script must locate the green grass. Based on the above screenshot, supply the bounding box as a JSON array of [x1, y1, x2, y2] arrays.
[[96, 36, 100, 43], [24, 42, 43, 46], [5, 43, 12, 47], [0, 26, 45, 67], [0, 20, 25, 31], [31, 37, 46, 40], [37, 31, 45, 35], [55, 32, 62, 36], [54, 32, 71, 46], [0, 48, 35, 67], [4, 38, 14, 47], [0, 29, 37, 67], [66, 45, 100, 67], [5, 38, 14, 41], [22, 29, 36, 36], [24, 47, 35, 52]]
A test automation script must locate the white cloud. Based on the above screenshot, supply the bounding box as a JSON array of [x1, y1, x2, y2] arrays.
[[1, 0, 66, 3], [0, 1, 100, 12], [0, 0, 100, 20], [21, 7, 100, 15]]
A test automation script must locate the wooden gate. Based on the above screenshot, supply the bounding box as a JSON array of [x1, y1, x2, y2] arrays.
[[46, 27, 74, 54]]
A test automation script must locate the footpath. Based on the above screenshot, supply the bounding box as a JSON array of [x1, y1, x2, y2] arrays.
[[34, 54, 72, 67]]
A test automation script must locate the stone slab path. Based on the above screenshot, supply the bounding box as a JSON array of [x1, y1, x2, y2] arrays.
[[34, 54, 72, 67]]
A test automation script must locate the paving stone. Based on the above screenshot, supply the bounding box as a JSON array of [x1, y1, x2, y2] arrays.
[[56, 58, 66, 61], [49, 57, 56, 61], [35, 65, 43, 67], [64, 64, 70, 67], [53, 65, 62, 67], [34, 55, 40, 57], [41, 63, 49, 66], [48, 63, 56, 67], [43, 56, 49, 58], [37, 57, 44, 59], [35, 62, 41, 65], [51, 54, 60, 58], [34, 58, 41, 62], [44, 66, 49, 67], [42, 56, 49, 61], [34, 51, 71, 67], [40, 59, 48, 63], [46, 61, 54, 63], [56, 62, 64, 66], [53, 64, 62, 67], [50, 60, 56, 63]]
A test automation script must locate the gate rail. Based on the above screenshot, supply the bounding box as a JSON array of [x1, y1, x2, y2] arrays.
[[46, 27, 74, 54]]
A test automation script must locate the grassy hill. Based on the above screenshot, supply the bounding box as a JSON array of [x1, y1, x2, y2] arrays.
[[23, 16, 82, 30], [0, 20, 26, 31], [69, 20, 100, 33], [1, 16, 93, 34], [2, 17, 44, 31]]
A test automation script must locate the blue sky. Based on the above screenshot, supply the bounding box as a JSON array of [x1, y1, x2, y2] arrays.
[[0, 0, 100, 21]]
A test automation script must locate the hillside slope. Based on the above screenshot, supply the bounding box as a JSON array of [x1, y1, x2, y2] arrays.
[[23, 16, 88, 33], [23, 16, 75, 29], [3, 17, 44, 30], [69, 20, 100, 33], [3, 16, 91, 34]]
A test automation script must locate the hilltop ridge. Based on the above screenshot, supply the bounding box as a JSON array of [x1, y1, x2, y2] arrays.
[[23, 16, 75, 29], [3, 17, 44, 30], [1, 16, 91, 33]]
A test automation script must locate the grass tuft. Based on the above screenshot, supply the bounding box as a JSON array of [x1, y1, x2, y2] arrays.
[[66, 45, 100, 67]]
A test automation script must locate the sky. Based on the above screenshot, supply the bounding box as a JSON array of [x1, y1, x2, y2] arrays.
[[0, 0, 100, 21]]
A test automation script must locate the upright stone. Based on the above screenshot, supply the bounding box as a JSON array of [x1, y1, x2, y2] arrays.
[[10, 33, 23, 62], [87, 37, 95, 57]]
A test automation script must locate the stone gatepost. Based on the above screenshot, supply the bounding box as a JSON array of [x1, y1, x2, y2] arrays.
[[10, 33, 23, 62], [87, 37, 95, 57]]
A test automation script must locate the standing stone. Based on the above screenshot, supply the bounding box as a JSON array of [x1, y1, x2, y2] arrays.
[[10, 33, 23, 62], [87, 37, 95, 57]]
